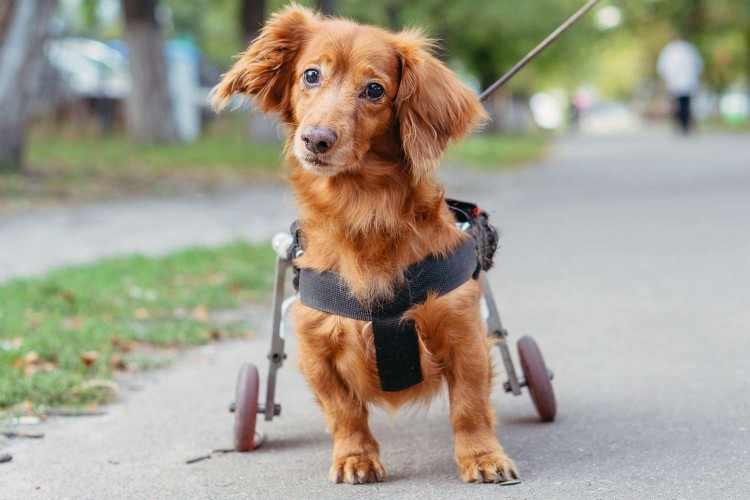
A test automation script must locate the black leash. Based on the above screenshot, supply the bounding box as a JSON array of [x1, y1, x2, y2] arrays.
[[478, 0, 602, 102]]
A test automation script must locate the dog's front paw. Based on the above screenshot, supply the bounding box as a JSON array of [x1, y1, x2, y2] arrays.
[[329, 453, 386, 484], [458, 451, 518, 483]]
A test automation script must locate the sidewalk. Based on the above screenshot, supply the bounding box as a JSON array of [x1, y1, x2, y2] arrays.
[[0, 183, 296, 282]]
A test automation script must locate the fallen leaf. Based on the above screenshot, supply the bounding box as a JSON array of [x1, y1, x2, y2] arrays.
[[80, 351, 99, 368], [134, 308, 150, 320], [62, 316, 82, 331], [110, 336, 138, 351], [207, 273, 226, 285], [110, 353, 126, 370], [192, 306, 209, 323], [25, 310, 45, 328], [79, 379, 119, 393], [13, 351, 39, 371]]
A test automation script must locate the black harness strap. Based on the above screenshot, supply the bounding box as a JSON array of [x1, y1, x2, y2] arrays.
[[298, 236, 479, 392]]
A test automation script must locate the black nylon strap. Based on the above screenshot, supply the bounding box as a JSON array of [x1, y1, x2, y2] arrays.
[[298, 236, 479, 392], [298, 271, 370, 320], [372, 316, 423, 391]]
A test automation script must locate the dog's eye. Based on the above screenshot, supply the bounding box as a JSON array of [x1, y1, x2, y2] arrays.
[[363, 83, 384, 100], [303, 69, 320, 86]]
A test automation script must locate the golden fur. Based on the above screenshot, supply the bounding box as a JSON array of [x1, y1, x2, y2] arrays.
[[213, 5, 517, 484]]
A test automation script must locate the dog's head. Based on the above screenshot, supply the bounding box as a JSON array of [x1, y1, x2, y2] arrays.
[[212, 5, 485, 181]]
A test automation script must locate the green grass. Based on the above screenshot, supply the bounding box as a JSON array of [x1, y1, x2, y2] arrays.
[[699, 118, 750, 133], [27, 136, 283, 176], [0, 117, 285, 214], [0, 241, 274, 411], [446, 133, 550, 169]]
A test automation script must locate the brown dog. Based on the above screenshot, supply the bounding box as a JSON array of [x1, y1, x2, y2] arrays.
[[212, 5, 517, 484]]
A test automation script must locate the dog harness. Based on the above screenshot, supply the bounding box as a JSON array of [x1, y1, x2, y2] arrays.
[[289, 199, 498, 392]]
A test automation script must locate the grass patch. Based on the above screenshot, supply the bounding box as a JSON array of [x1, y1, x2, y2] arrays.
[[446, 133, 550, 169], [0, 116, 285, 214], [27, 136, 283, 176], [0, 241, 274, 410], [699, 118, 750, 133]]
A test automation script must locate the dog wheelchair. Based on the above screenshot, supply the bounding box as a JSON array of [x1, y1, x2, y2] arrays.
[[229, 231, 557, 451]]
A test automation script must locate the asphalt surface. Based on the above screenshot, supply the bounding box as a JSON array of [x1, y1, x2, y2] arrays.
[[2, 131, 749, 499], [0, 185, 296, 282]]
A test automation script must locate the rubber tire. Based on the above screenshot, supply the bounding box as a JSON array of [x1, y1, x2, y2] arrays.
[[518, 336, 557, 422], [234, 363, 260, 451]]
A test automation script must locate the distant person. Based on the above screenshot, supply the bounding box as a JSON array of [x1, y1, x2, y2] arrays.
[[569, 88, 592, 131], [657, 37, 704, 134]]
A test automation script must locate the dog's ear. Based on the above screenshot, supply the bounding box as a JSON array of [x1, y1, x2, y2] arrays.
[[210, 6, 318, 123], [394, 31, 487, 181]]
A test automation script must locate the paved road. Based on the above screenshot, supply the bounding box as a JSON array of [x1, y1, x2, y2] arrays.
[[2, 131, 749, 499], [0, 185, 296, 282]]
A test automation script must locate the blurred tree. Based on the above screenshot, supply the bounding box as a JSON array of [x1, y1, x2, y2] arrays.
[[709, 0, 750, 92], [0, 0, 56, 171], [317, 0, 337, 15], [241, 0, 265, 43], [622, 0, 749, 94], [121, 0, 178, 143]]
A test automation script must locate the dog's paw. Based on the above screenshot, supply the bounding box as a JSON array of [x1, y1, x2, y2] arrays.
[[329, 453, 386, 484], [458, 451, 518, 483]]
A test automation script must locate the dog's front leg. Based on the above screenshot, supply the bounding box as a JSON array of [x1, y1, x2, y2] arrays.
[[300, 357, 385, 484], [445, 330, 518, 483]]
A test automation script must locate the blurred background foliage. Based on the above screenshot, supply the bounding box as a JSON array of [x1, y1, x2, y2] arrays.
[[56, 0, 750, 101]]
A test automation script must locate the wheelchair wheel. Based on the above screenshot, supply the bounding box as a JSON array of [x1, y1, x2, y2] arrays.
[[234, 363, 260, 451], [518, 336, 556, 422]]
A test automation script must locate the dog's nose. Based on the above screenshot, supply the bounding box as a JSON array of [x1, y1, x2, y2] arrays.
[[301, 126, 337, 154]]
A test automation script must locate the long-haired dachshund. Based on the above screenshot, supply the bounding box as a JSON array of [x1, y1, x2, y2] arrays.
[[212, 5, 517, 484]]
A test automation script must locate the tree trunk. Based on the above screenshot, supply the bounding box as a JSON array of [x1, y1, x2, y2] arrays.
[[122, 0, 178, 144], [0, 0, 56, 171], [0, 2, 14, 38], [241, 0, 265, 44], [385, 1, 400, 29], [239, 0, 279, 142], [317, 0, 336, 15]]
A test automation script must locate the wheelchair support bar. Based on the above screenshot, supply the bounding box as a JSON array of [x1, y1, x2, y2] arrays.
[[263, 234, 294, 421], [482, 276, 523, 396]]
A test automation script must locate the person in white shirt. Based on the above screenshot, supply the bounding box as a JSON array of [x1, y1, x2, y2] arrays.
[[657, 37, 704, 134]]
